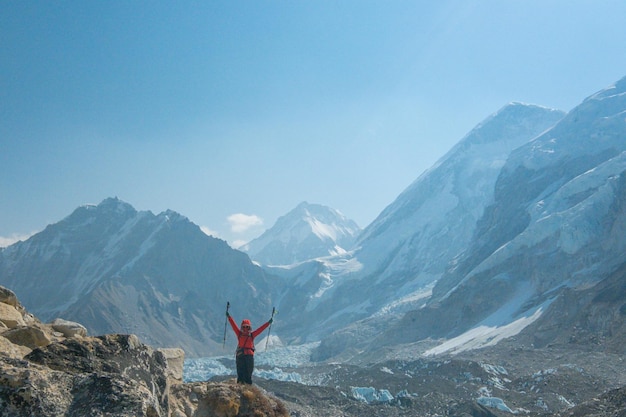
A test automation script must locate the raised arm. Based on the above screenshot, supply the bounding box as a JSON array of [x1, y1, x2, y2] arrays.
[[227, 314, 240, 335], [251, 318, 272, 338]]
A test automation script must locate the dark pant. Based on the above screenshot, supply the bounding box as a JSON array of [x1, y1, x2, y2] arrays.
[[236, 354, 254, 384]]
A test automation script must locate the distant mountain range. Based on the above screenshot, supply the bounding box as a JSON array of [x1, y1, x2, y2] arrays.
[[2, 75, 626, 361], [0, 198, 276, 357]]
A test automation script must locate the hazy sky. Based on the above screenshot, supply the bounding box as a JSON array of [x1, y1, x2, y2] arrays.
[[2, 1, 626, 248]]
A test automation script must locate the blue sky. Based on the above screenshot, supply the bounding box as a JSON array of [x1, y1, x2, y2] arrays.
[[2, 1, 626, 248]]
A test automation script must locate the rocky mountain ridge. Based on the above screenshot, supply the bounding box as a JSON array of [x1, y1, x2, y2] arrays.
[[0, 198, 277, 357]]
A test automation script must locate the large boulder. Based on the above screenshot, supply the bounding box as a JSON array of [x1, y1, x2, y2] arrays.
[[2, 326, 51, 349], [0, 335, 290, 417], [0, 286, 18, 308], [158, 347, 185, 385], [0, 302, 25, 328], [50, 318, 88, 338]]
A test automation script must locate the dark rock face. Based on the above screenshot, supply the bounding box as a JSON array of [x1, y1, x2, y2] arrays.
[[27, 334, 164, 378], [1, 334, 170, 417]]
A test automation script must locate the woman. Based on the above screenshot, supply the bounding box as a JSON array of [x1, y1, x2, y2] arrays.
[[226, 311, 273, 384]]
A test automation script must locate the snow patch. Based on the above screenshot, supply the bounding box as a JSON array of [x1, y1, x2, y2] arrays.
[[308, 217, 338, 241], [256, 334, 283, 351], [424, 307, 545, 356], [372, 282, 434, 317]]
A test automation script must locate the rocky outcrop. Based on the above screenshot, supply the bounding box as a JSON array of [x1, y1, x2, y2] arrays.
[[160, 347, 186, 385], [1, 337, 170, 416], [557, 385, 626, 417], [0, 285, 288, 417], [0, 286, 57, 356], [171, 381, 288, 417]]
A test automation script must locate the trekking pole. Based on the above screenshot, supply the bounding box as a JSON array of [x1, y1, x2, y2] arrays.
[[265, 307, 276, 352], [222, 301, 230, 350]]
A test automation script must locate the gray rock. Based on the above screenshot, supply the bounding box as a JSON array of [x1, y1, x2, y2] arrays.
[[0, 334, 290, 417], [0, 334, 171, 417], [50, 318, 87, 338], [158, 347, 185, 385], [0, 286, 18, 308]]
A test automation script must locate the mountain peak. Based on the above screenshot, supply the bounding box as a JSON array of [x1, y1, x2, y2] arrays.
[[95, 197, 137, 214], [242, 202, 361, 266], [585, 74, 626, 102], [291, 202, 350, 223], [459, 102, 565, 147]]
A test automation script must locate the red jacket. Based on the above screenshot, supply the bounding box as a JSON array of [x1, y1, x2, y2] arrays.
[[228, 316, 271, 356]]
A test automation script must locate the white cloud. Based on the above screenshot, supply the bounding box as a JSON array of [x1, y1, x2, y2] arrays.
[[227, 213, 263, 233], [0, 232, 37, 248], [231, 239, 248, 250]]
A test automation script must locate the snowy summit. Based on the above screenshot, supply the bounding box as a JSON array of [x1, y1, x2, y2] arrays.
[[241, 202, 360, 266]]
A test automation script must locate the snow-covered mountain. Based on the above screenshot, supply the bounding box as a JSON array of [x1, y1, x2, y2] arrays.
[[267, 76, 626, 362], [0, 197, 276, 357], [318, 76, 626, 360], [354, 102, 566, 300], [271, 102, 565, 346], [241, 202, 360, 266]]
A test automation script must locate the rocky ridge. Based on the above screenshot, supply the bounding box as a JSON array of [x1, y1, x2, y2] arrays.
[[0, 285, 288, 417]]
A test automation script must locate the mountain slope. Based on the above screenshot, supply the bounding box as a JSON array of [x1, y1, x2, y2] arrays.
[[272, 103, 565, 345], [0, 197, 276, 357], [376, 76, 626, 353], [354, 102, 566, 292], [242, 202, 360, 266]]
